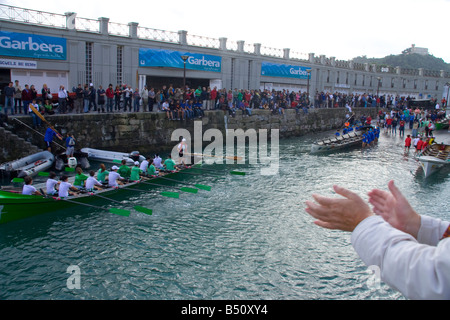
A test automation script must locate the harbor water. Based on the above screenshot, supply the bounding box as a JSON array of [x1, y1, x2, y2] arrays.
[[0, 127, 449, 300]]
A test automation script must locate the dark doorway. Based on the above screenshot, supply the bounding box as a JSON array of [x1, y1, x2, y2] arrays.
[[0, 68, 11, 106], [145, 76, 210, 91]]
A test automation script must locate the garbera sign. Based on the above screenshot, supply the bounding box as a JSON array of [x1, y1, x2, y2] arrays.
[[261, 62, 311, 80], [0, 31, 67, 60], [139, 48, 221, 73]]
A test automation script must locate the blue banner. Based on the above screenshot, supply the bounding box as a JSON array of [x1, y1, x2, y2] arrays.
[[261, 62, 311, 79], [0, 31, 66, 60], [139, 48, 221, 73]]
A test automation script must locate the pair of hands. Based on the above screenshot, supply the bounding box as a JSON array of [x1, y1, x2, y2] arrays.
[[305, 180, 421, 238]]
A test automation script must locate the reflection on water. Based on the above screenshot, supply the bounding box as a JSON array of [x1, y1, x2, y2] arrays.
[[0, 128, 449, 300]]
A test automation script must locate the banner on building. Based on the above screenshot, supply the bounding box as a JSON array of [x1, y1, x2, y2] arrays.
[[139, 48, 222, 73], [261, 61, 311, 80], [0, 31, 66, 60]]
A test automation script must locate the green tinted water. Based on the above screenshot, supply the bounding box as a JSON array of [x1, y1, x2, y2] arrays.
[[0, 129, 449, 300]]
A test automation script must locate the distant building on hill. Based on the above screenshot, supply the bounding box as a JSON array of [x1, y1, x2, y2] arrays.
[[402, 44, 429, 56]]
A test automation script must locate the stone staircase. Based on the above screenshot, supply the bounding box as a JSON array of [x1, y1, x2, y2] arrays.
[[0, 126, 43, 163]]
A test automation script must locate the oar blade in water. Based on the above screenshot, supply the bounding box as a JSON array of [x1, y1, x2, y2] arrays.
[[109, 208, 131, 217], [180, 187, 198, 194], [230, 170, 246, 176], [134, 206, 153, 215], [161, 191, 179, 198], [195, 184, 211, 191]]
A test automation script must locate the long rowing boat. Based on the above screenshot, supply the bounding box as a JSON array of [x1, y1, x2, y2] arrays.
[[0, 165, 212, 225], [417, 143, 450, 178], [310, 126, 374, 154]]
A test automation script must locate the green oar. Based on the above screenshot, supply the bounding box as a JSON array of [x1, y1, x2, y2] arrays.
[[140, 181, 198, 194], [89, 192, 153, 215], [38, 172, 50, 177], [65, 167, 75, 172], [192, 165, 246, 176], [12, 178, 24, 183], [157, 176, 212, 191], [53, 197, 131, 217], [121, 186, 181, 199]]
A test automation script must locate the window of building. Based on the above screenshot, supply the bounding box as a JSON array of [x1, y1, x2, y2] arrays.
[[85, 42, 93, 84], [117, 45, 123, 86]]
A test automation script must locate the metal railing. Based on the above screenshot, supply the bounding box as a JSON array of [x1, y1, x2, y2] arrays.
[[0, 3, 447, 79]]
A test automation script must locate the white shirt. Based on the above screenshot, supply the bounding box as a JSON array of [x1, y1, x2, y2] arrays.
[[108, 171, 123, 187], [153, 156, 162, 168], [58, 181, 72, 198], [140, 160, 149, 172], [22, 184, 37, 195], [86, 176, 101, 190], [352, 215, 450, 299], [413, 137, 420, 146], [46, 178, 59, 194]]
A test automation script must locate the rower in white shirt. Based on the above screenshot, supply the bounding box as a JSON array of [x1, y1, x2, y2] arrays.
[[86, 170, 102, 191], [108, 166, 124, 187]]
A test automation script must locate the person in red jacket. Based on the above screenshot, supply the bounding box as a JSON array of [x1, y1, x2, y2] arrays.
[[404, 134, 412, 152], [415, 137, 424, 155], [105, 84, 114, 113]]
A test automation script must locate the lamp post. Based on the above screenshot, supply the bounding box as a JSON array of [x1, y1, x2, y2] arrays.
[[376, 77, 381, 116], [445, 82, 450, 109], [306, 69, 311, 106], [181, 55, 189, 91]]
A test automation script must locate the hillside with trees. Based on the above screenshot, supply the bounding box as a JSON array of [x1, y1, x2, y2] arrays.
[[352, 53, 450, 72]]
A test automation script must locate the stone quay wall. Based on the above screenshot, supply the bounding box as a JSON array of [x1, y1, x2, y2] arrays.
[[1, 108, 377, 162]]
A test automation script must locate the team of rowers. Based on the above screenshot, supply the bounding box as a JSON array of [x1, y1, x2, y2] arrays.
[[336, 122, 380, 148], [21, 140, 190, 198]]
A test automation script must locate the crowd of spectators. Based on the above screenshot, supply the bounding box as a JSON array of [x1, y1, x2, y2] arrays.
[[2, 80, 447, 123]]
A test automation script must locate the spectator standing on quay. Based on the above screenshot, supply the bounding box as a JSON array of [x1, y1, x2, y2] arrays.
[[21, 84, 32, 115], [97, 85, 106, 113], [83, 84, 91, 113], [123, 85, 133, 112], [4, 82, 15, 115], [74, 84, 84, 114], [133, 88, 141, 112], [114, 85, 122, 111], [14, 80, 22, 114], [148, 87, 155, 112], [58, 85, 69, 114], [41, 84, 51, 104], [141, 85, 148, 112], [106, 84, 114, 113], [89, 83, 97, 112]]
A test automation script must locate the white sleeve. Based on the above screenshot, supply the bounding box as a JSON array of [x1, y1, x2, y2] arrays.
[[351, 215, 450, 300]]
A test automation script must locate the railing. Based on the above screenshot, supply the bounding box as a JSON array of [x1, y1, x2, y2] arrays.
[[137, 26, 179, 44], [0, 3, 448, 80]]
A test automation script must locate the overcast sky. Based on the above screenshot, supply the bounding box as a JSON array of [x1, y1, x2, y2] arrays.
[[4, 0, 450, 63]]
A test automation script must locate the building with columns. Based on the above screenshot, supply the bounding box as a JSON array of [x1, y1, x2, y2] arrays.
[[1, 4, 449, 102]]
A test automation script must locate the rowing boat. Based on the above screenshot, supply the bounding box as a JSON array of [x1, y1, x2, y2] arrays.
[[81, 148, 145, 165], [417, 143, 450, 178], [0, 151, 55, 179], [310, 126, 374, 154], [0, 165, 206, 225]]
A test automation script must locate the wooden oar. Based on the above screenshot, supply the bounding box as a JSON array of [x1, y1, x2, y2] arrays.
[[29, 104, 63, 140], [13, 118, 66, 150]]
